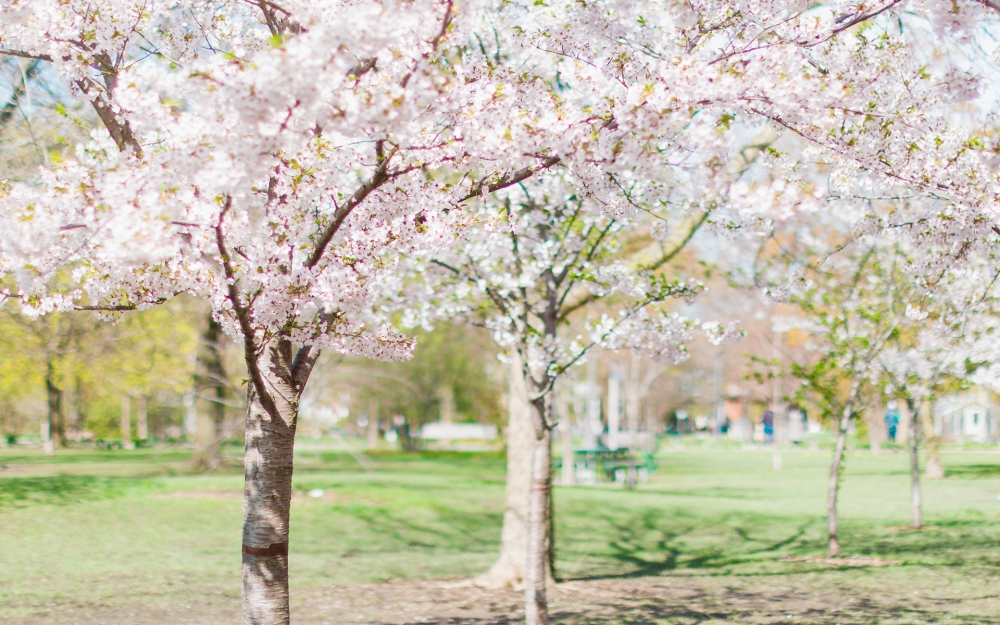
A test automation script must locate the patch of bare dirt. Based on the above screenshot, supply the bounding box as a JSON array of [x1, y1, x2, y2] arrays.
[[10, 573, 1000, 625], [779, 556, 900, 567]]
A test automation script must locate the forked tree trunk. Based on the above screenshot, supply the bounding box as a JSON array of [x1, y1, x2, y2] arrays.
[[242, 338, 301, 625], [920, 401, 944, 479], [908, 399, 922, 529], [827, 379, 859, 557], [475, 352, 534, 588], [524, 420, 552, 625]]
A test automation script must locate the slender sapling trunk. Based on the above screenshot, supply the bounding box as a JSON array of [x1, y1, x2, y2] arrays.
[[827, 379, 859, 557], [909, 398, 922, 529]]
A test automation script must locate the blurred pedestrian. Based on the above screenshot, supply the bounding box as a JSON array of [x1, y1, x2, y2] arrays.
[[885, 401, 900, 444], [762, 409, 775, 443]]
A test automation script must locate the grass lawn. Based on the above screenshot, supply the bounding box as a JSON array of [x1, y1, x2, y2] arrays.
[[2, 440, 1000, 624]]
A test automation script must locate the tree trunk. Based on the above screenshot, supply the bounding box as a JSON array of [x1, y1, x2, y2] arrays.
[[560, 419, 574, 486], [897, 398, 910, 445], [607, 369, 620, 450], [367, 398, 380, 449], [643, 403, 655, 454], [920, 401, 944, 479], [137, 395, 148, 441], [474, 352, 534, 588], [909, 399, 922, 529], [827, 379, 859, 557], [583, 352, 599, 449], [194, 404, 220, 467], [184, 391, 198, 438], [121, 394, 135, 450], [556, 382, 574, 486], [193, 315, 229, 469], [909, 402, 922, 530], [45, 361, 64, 448], [40, 419, 53, 455], [242, 338, 299, 625], [524, 425, 552, 625], [771, 329, 782, 470], [627, 353, 641, 454], [66, 377, 81, 441], [868, 402, 883, 455]]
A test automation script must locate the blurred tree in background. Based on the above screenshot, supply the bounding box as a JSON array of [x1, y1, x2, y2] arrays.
[[304, 323, 503, 445], [0, 302, 198, 445]]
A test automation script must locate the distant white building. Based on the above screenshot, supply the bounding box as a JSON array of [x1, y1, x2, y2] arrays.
[[933, 389, 1000, 443], [418, 422, 498, 441]]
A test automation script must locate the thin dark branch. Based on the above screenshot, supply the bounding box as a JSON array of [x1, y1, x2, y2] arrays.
[[215, 196, 281, 421], [458, 156, 561, 202], [0, 48, 54, 62], [305, 142, 394, 268]]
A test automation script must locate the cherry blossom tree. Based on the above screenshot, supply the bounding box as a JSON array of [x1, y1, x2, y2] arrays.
[[0, 2, 546, 621], [761, 236, 911, 556], [2, 1, 998, 623], [878, 327, 962, 528], [396, 172, 741, 623]]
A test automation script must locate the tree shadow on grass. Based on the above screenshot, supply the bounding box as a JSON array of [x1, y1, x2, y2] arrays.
[[561, 502, 1000, 586], [562, 507, 821, 581], [839, 519, 1000, 568], [342, 504, 503, 553], [0, 475, 126, 509], [943, 463, 1000, 479]]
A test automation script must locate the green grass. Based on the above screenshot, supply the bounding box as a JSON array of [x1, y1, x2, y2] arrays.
[[3, 441, 1000, 620]]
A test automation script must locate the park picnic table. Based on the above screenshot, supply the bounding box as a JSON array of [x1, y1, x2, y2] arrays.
[[554, 447, 658, 488]]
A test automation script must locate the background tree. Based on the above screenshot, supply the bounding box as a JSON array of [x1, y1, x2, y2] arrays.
[[402, 174, 740, 624], [780, 245, 909, 557]]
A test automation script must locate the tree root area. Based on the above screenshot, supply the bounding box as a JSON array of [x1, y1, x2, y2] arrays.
[[11, 573, 1000, 625]]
